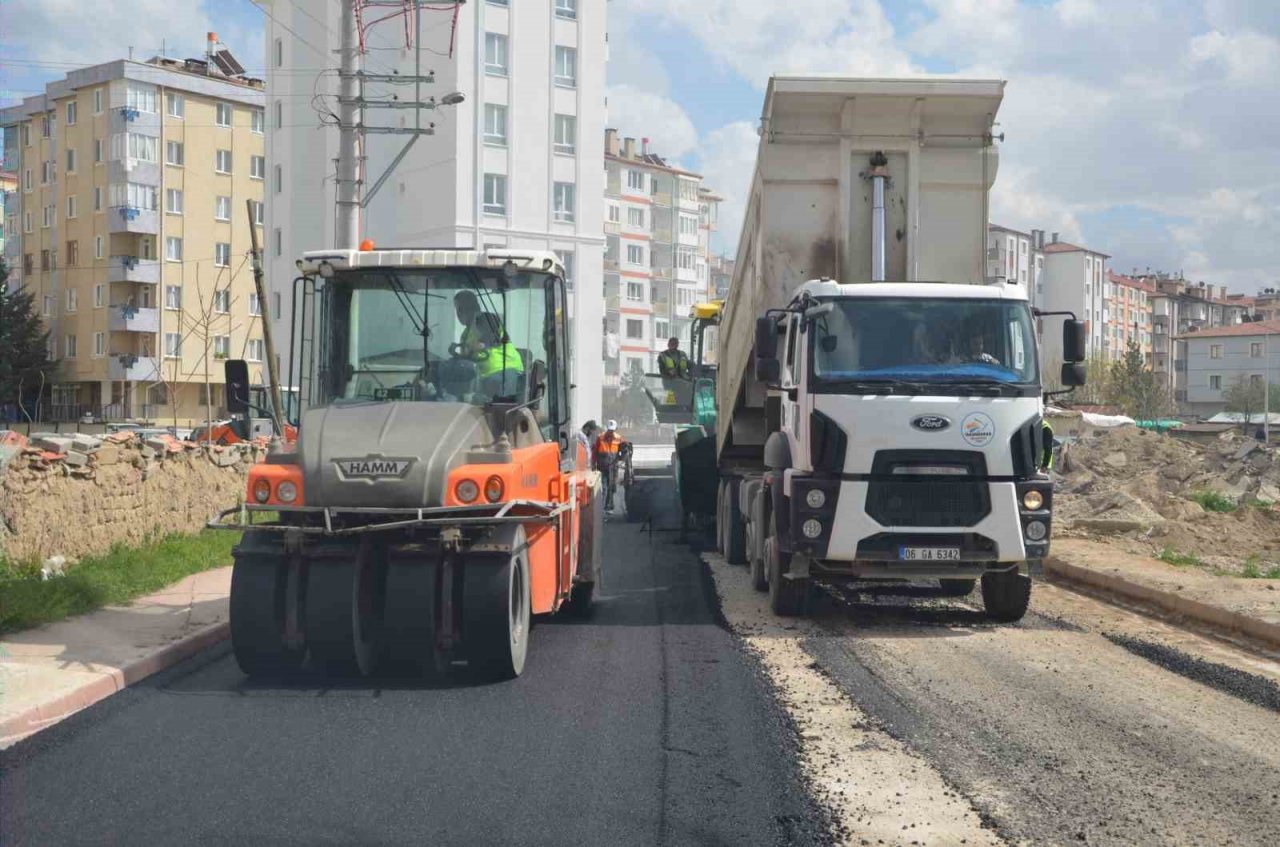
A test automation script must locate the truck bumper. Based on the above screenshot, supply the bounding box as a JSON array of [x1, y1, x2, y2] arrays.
[[787, 475, 1051, 576]]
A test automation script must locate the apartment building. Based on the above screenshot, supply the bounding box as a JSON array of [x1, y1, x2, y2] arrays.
[[1, 54, 265, 423], [1037, 235, 1109, 365], [709, 254, 735, 300], [1178, 320, 1280, 418], [266, 0, 605, 423], [602, 131, 720, 390], [1146, 273, 1248, 403], [1104, 270, 1154, 362], [0, 170, 17, 268], [986, 224, 1045, 307]]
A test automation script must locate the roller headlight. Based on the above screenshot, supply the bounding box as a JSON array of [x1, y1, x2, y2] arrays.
[[252, 479, 271, 504], [1025, 520, 1048, 541], [276, 480, 298, 504], [802, 519, 823, 539], [1022, 489, 1045, 511], [805, 489, 826, 509], [455, 479, 480, 504], [484, 475, 505, 503]]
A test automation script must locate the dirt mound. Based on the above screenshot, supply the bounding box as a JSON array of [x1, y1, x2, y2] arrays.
[[1054, 427, 1280, 574]]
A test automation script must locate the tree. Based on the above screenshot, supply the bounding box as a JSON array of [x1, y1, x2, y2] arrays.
[[0, 261, 52, 422], [1222, 375, 1280, 432], [1107, 341, 1172, 421], [1043, 352, 1112, 406]]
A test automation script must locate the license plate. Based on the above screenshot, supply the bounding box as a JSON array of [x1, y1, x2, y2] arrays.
[[899, 546, 961, 561]]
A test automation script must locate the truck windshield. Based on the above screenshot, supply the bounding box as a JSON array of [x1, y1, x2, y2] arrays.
[[318, 269, 557, 409], [810, 297, 1038, 388]]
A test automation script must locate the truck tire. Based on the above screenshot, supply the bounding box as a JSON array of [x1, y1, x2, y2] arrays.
[[463, 527, 531, 681], [724, 478, 747, 566], [938, 578, 976, 597], [767, 511, 810, 617], [749, 486, 768, 592], [715, 480, 727, 554], [305, 541, 385, 676], [980, 568, 1032, 622], [229, 532, 305, 677], [381, 551, 444, 677]]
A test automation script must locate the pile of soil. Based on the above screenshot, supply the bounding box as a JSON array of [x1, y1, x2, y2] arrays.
[[1053, 427, 1280, 574]]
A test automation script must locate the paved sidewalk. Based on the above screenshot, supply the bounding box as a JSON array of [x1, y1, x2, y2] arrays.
[[1047, 539, 1280, 651], [1, 567, 231, 748]]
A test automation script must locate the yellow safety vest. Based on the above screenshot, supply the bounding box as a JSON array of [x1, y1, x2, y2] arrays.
[[476, 342, 524, 378]]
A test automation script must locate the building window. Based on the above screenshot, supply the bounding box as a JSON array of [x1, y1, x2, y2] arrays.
[[249, 293, 262, 316], [41, 115, 51, 138], [485, 33, 509, 75], [553, 182, 575, 223], [655, 320, 670, 340], [608, 205, 620, 223], [42, 294, 51, 315], [164, 332, 182, 358], [66, 195, 78, 218], [554, 46, 577, 87], [165, 236, 183, 262], [274, 38, 283, 67], [66, 288, 78, 312], [215, 196, 232, 221], [626, 170, 645, 192], [167, 93, 184, 118], [247, 339, 265, 362], [253, 108, 265, 134], [625, 319, 644, 340], [213, 335, 231, 359], [216, 103, 233, 127], [94, 284, 105, 308], [628, 207, 645, 228], [66, 240, 79, 266], [65, 335, 78, 359], [41, 161, 53, 184], [95, 235, 104, 258], [93, 187, 103, 212], [251, 155, 266, 180], [275, 100, 283, 130], [553, 114, 576, 155], [43, 205, 54, 227], [677, 245, 697, 271], [215, 244, 232, 269], [94, 138, 103, 163], [626, 281, 643, 302], [554, 0, 577, 19], [679, 214, 697, 236], [251, 200, 264, 226], [94, 332, 105, 357], [166, 140, 184, 166], [483, 104, 508, 145], [166, 188, 183, 214], [93, 89, 103, 114], [66, 101, 77, 125], [483, 173, 507, 215], [111, 132, 158, 162], [39, 249, 49, 270], [165, 285, 181, 310], [1210, 344, 1222, 359], [1251, 342, 1264, 358], [23, 169, 32, 191], [126, 83, 156, 113], [1209, 375, 1222, 390], [554, 250, 575, 291], [274, 164, 283, 193], [274, 227, 282, 257], [626, 244, 644, 265], [215, 149, 232, 174], [110, 182, 157, 211], [23, 212, 31, 232]]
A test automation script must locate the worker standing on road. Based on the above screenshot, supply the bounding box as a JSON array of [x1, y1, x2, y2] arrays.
[[577, 420, 599, 467], [593, 420, 627, 512]]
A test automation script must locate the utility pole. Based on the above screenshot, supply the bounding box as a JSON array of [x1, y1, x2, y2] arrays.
[[247, 199, 285, 435], [336, 0, 363, 250]]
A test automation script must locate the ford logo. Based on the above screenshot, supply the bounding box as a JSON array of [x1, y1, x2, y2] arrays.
[[911, 415, 951, 432]]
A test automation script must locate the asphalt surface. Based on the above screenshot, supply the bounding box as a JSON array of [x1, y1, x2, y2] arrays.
[[0, 490, 828, 846]]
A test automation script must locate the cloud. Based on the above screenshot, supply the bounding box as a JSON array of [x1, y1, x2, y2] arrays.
[[4, 0, 221, 68], [606, 85, 700, 160], [693, 121, 761, 255]]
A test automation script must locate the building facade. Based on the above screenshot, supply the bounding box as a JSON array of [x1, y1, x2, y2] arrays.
[[1147, 274, 1248, 403], [987, 224, 1045, 308], [602, 131, 719, 390], [1104, 270, 1154, 362], [1, 55, 265, 423], [0, 170, 17, 269], [1178, 320, 1280, 417], [1036, 236, 1109, 365], [266, 0, 605, 423]]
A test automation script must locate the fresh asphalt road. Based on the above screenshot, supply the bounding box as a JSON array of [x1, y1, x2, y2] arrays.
[[0, 489, 827, 846]]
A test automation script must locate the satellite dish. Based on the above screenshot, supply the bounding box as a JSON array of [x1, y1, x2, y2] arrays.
[[212, 49, 244, 76]]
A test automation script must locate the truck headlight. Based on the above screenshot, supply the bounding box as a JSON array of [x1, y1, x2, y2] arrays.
[[1022, 490, 1045, 511], [252, 479, 271, 504], [455, 479, 479, 503], [802, 519, 823, 539], [276, 480, 298, 504], [805, 489, 826, 509], [1025, 520, 1047, 541]]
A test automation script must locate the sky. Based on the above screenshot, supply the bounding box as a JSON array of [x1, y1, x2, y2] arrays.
[[3, 0, 1278, 293]]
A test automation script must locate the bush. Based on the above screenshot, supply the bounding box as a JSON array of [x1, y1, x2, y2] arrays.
[[1189, 490, 1237, 513], [1156, 548, 1203, 568]]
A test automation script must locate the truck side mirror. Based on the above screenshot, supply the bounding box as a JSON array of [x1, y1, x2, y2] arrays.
[[225, 359, 251, 414], [1063, 319, 1086, 363], [755, 316, 778, 360], [1061, 362, 1087, 387], [756, 356, 781, 385]]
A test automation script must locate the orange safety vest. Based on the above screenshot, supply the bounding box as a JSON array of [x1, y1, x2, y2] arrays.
[[595, 431, 623, 455]]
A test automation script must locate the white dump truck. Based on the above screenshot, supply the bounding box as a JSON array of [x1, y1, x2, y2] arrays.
[[712, 77, 1087, 620]]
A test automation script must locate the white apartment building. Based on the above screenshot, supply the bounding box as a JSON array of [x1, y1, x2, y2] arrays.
[[602, 131, 719, 391], [265, 0, 604, 422], [1038, 236, 1109, 365], [986, 223, 1044, 308]]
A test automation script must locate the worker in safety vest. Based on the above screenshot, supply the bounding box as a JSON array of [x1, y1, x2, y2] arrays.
[[657, 337, 691, 381], [454, 291, 481, 353], [471, 313, 524, 397], [593, 420, 628, 511], [1041, 420, 1055, 472]]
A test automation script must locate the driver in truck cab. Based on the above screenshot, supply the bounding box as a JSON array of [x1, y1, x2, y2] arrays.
[[454, 291, 481, 352], [471, 313, 524, 397]]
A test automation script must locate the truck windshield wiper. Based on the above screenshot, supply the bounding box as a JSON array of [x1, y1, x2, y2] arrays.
[[829, 378, 929, 395], [939, 379, 1022, 396]]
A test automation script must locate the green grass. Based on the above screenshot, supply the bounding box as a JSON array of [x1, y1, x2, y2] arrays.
[[1241, 555, 1280, 580], [0, 530, 240, 634], [1156, 547, 1203, 568], [1248, 498, 1275, 510], [1188, 490, 1238, 513]]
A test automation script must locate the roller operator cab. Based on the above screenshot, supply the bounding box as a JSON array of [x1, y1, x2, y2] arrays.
[[211, 248, 604, 680], [746, 279, 1085, 620]]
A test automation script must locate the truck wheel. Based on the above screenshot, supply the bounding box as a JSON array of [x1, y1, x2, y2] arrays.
[[306, 541, 385, 676], [749, 489, 768, 591], [564, 581, 595, 618], [724, 478, 747, 566], [980, 568, 1032, 622], [767, 512, 810, 617], [938, 578, 976, 597], [229, 533, 305, 677], [381, 551, 444, 677], [463, 527, 531, 681]]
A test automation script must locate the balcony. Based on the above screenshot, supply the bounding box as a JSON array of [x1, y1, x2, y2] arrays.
[[109, 305, 159, 333], [108, 255, 161, 284], [651, 266, 672, 281], [651, 191, 672, 207], [108, 205, 159, 235], [604, 221, 620, 235], [604, 257, 619, 271], [605, 293, 620, 311], [107, 354, 161, 382]]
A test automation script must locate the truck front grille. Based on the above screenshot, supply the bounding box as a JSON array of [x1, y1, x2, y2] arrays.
[[865, 450, 991, 527]]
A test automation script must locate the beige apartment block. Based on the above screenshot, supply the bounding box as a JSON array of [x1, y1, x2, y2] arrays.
[[2, 54, 265, 426]]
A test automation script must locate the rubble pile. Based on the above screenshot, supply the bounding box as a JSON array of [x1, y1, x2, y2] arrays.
[[1055, 427, 1280, 571], [0, 430, 263, 564]]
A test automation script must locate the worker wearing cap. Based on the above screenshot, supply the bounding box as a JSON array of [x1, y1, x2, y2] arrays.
[[593, 420, 628, 511]]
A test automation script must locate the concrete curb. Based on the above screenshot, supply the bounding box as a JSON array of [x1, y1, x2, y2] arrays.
[[1044, 556, 1280, 652], [1, 621, 230, 748]]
